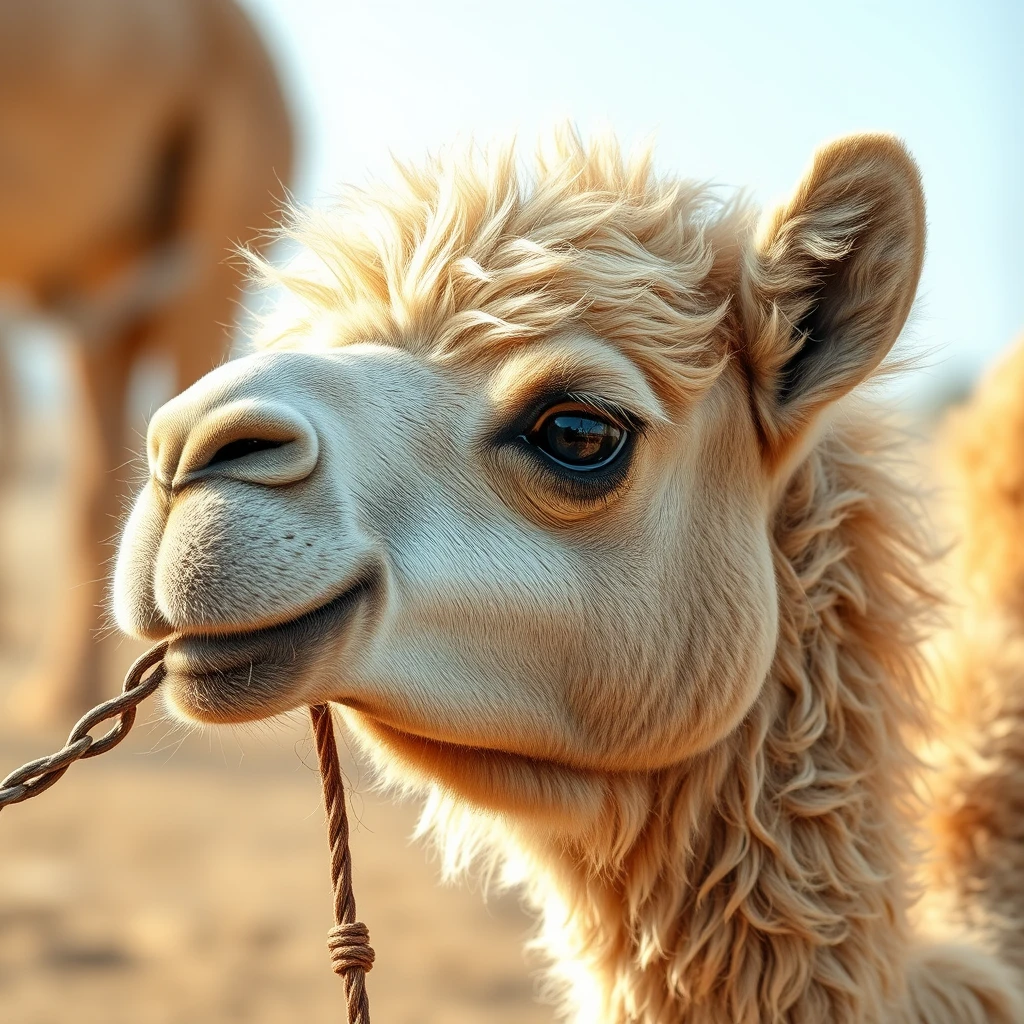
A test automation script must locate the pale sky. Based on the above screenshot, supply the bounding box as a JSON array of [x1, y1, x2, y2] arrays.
[[240, 0, 1023, 402]]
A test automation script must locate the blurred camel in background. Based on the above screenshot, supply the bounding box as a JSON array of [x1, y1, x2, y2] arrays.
[[924, 333, 1024, 982], [0, 0, 292, 720]]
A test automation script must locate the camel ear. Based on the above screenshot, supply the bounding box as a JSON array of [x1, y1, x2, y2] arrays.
[[740, 134, 925, 455]]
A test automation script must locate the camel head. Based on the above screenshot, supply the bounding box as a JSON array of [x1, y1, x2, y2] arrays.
[[114, 132, 925, 825]]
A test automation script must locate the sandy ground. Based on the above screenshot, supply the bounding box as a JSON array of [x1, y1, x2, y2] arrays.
[[0, 372, 553, 1024]]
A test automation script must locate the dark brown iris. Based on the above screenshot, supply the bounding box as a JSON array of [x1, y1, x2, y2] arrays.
[[528, 405, 626, 470]]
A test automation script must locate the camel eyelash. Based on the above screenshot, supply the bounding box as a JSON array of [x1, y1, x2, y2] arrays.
[[490, 388, 649, 446], [562, 392, 649, 436]]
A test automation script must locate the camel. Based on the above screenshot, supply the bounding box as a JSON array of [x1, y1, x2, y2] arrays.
[[0, 0, 292, 719], [921, 336, 1024, 984], [112, 131, 1024, 1022]]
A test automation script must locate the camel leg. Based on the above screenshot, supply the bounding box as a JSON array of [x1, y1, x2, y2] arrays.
[[12, 331, 138, 722], [0, 330, 18, 489], [0, 332, 19, 657], [9, 274, 233, 728], [65, 333, 138, 714]]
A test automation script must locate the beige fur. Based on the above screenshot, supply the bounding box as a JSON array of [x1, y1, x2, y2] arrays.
[[922, 337, 1024, 984], [0, 0, 292, 717], [114, 131, 1024, 1021]]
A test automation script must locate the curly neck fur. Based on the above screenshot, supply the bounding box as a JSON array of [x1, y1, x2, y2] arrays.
[[417, 409, 945, 1023]]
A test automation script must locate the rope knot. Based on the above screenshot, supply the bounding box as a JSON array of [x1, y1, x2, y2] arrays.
[[327, 921, 375, 975]]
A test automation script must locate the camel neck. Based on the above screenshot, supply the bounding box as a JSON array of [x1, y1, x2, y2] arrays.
[[516, 420, 932, 1022]]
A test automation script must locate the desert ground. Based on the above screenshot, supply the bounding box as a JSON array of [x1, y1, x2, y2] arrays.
[[0, 341, 552, 1024]]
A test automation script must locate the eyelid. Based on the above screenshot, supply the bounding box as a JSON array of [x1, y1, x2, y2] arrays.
[[489, 388, 647, 448], [487, 346, 670, 426], [556, 393, 646, 433], [507, 425, 636, 503]]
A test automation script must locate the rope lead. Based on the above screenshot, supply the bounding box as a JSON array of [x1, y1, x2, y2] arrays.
[[310, 702, 374, 1023], [2, 647, 375, 1024]]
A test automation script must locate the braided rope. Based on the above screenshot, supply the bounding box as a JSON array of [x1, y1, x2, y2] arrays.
[[310, 702, 374, 1023], [2, 646, 376, 1024], [0, 642, 168, 809]]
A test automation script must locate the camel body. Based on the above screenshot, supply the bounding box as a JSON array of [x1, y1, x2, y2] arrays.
[[0, 0, 292, 716], [113, 132, 1024, 1022], [922, 339, 1024, 987]]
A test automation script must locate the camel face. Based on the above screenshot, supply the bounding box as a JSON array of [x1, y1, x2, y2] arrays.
[[116, 332, 779, 779], [115, 132, 926, 820]]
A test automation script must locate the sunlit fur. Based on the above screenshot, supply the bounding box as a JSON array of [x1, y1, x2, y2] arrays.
[[115, 131, 1024, 1021], [922, 336, 1024, 987], [255, 136, 740, 404]]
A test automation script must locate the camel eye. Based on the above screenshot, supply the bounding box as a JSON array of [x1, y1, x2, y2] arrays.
[[526, 404, 627, 471]]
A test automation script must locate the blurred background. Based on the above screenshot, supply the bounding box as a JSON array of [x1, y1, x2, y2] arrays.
[[0, 1, 1021, 1021]]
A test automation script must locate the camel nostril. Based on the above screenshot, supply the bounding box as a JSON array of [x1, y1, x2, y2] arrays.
[[205, 437, 285, 469], [149, 393, 320, 489]]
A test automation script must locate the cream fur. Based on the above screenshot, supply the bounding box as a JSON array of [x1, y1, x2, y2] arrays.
[[114, 131, 1024, 1022]]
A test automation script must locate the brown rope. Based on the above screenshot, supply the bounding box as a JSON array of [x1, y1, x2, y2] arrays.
[[0, 641, 168, 809], [1, 646, 375, 1024], [310, 703, 374, 1023]]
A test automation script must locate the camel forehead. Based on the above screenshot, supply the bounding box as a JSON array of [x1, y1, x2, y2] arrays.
[[253, 136, 750, 403], [284, 330, 671, 425]]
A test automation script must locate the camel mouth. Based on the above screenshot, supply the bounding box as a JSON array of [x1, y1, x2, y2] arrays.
[[161, 576, 377, 724]]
